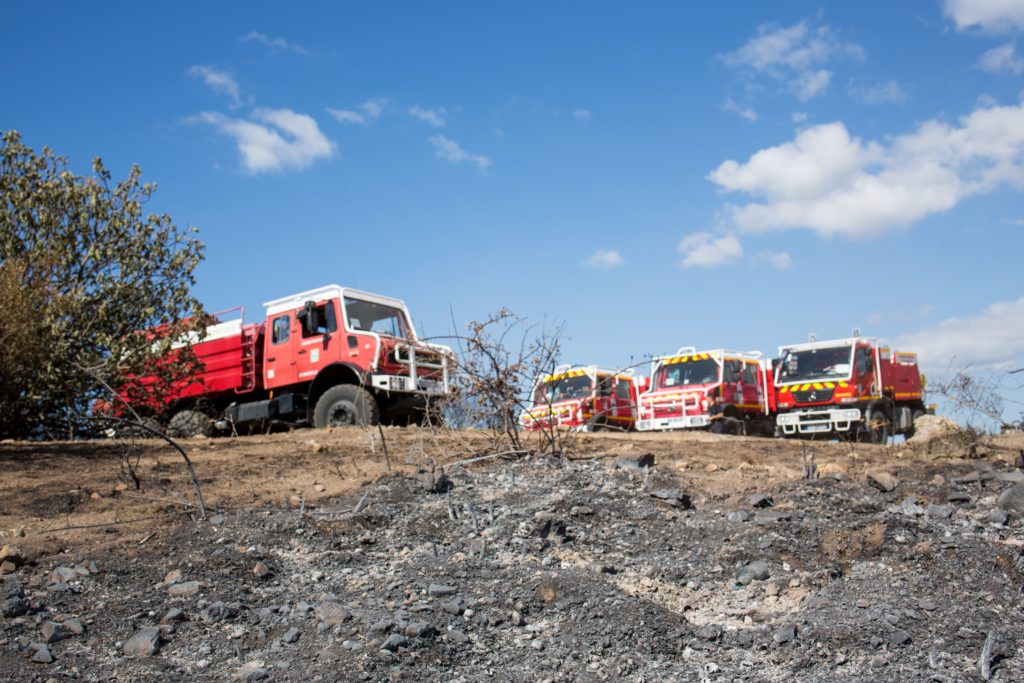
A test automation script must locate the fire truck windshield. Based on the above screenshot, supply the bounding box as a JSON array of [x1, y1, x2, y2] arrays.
[[656, 358, 720, 389], [777, 345, 853, 384], [533, 376, 592, 405], [344, 297, 410, 338]]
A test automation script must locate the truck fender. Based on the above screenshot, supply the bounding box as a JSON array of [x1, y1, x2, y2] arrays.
[[306, 363, 368, 421]]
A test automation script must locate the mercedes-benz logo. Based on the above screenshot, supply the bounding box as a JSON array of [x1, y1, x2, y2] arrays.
[[808, 391, 818, 401]]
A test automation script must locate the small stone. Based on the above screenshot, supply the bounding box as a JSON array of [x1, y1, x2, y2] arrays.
[[885, 629, 911, 645], [754, 510, 792, 524], [736, 561, 771, 585], [947, 491, 972, 503], [163, 569, 183, 584], [168, 581, 200, 597], [123, 627, 162, 658], [918, 599, 937, 612], [727, 510, 750, 523], [446, 629, 469, 644], [0, 560, 15, 574], [51, 566, 77, 584], [403, 620, 435, 638], [531, 639, 546, 651], [773, 623, 797, 643], [0, 545, 26, 568], [866, 471, 898, 493], [318, 601, 351, 625], [236, 661, 269, 682], [428, 583, 457, 597], [926, 503, 953, 519], [281, 627, 300, 644], [41, 621, 75, 644], [31, 643, 53, 664], [314, 484, 326, 492], [696, 624, 721, 641], [160, 608, 185, 625], [765, 582, 780, 597], [342, 639, 364, 651], [511, 611, 525, 627], [443, 596, 467, 615], [252, 562, 271, 579], [570, 505, 593, 516], [856, 598, 871, 609], [649, 489, 693, 509], [747, 493, 774, 508], [987, 509, 1009, 525], [615, 453, 655, 472], [381, 633, 407, 652], [997, 484, 1024, 513]]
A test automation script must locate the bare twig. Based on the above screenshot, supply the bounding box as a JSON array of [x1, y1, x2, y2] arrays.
[[979, 629, 998, 680]]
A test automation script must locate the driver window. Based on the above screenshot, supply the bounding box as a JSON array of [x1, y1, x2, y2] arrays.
[[271, 315, 290, 344], [723, 360, 741, 382], [855, 347, 871, 375]]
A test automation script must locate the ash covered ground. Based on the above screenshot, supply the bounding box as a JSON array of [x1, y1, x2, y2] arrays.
[[2, 427, 1024, 681]]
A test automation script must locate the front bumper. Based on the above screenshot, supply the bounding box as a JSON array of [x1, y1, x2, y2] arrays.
[[370, 374, 448, 395], [636, 414, 709, 431], [776, 408, 862, 435]]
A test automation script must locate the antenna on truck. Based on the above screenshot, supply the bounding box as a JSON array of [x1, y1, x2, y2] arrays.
[[808, 333, 817, 342]]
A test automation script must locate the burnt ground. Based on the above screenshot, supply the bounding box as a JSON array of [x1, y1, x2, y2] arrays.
[[1, 427, 1024, 681]]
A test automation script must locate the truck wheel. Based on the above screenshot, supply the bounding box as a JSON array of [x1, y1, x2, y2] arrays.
[[867, 409, 890, 444], [168, 410, 212, 439], [314, 385, 379, 428]]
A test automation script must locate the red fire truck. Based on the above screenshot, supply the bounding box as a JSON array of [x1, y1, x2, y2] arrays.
[[519, 365, 647, 431], [773, 335, 926, 441], [635, 348, 774, 434], [117, 285, 452, 436]]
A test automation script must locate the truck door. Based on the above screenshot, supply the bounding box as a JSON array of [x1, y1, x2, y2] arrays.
[[721, 359, 743, 405], [615, 377, 635, 422], [742, 361, 761, 411], [294, 299, 339, 384], [854, 345, 876, 399], [264, 312, 297, 388]]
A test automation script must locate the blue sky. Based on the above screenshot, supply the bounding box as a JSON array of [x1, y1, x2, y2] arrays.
[[4, 1, 1024, 413]]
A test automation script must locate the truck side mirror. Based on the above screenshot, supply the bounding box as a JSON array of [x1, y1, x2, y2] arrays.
[[298, 301, 320, 336]]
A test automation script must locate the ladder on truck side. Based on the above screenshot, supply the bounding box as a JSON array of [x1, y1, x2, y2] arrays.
[[236, 324, 259, 394]]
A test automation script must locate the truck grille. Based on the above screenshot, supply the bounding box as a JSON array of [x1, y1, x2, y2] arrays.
[[793, 388, 834, 403]]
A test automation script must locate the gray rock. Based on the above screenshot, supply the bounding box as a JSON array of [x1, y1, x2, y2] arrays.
[[443, 596, 467, 615], [926, 503, 953, 519], [997, 484, 1024, 513], [773, 623, 797, 643], [747, 494, 774, 508], [649, 489, 693, 509], [918, 599, 937, 612], [30, 643, 53, 664], [201, 601, 240, 623], [318, 601, 351, 625], [236, 662, 269, 682], [947, 491, 972, 503], [428, 583, 457, 597], [41, 621, 75, 644], [1, 596, 28, 617], [252, 562, 271, 579], [895, 496, 924, 516], [615, 454, 655, 472], [727, 510, 750, 523], [753, 510, 792, 524], [51, 566, 78, 584], [886, 629, 911, 645], [446, 629, 469, 644], [281, 627, 300, 644], [987, 508, 1009, 525], [160, 608, 186, 625], [342, 639, 364, 651], [369, 619, 393, 634], [123, 627, 162, 658], [168, 580, 201, 597], [163, 569, 184, 584], [736, 561, 771, 585], [381, 633, 408, 652], [208, 513, 226, 525], [403, 620, 436, 638], [696, 624, 721, 641]]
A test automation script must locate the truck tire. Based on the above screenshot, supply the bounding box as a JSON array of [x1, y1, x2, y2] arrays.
[[168, 410, 212, 439], [866, 409, 890, 444], [314, 385, 379, 428]]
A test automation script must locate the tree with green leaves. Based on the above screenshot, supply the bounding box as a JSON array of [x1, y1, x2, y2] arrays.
[[0, 130, 205, 439]]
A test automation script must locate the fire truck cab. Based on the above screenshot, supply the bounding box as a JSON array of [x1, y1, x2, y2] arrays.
[[520, 365, 646, 432], [774, 335, 926, 441], [636, 348, 773, 434]]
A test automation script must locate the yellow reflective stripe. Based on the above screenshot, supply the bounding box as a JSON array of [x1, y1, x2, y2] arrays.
[[824, 382, 835, 389], [800, 384, 810, 391], [838, 381, 848, 388]]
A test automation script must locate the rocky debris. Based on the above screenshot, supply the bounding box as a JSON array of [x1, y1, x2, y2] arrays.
[[773, 623, 797, 643], [997, 484, 1024, 514], [736, 560, 771, 585], [160, 608, 186, 625], [727, 510, 750, 522], [168, 580, 201, 597], [317, 600, 351, 625], [648, 489, 693, 509], [866, 470, 898, 492], [122, 627, 162, 658], [236, 661, 269, 682], [252, 561, 271, 579], [908, 415, 962, 444], [0, 544, 26, 569], [615, 453, 655, 472], [747, 493, 774, 508], [381, 633, 408, 652], [281, 627, 301, 644], [30, 643, 53, 664], [428, 583, 457, 597], [40, 618, 83, 643], [419, 466, 453, 493]]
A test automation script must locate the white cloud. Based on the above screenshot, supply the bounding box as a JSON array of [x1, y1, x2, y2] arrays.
[[944, 0, 1024, 32], [583, 249, 622, 269], [573, 108, 592, 122], [241, 31, 310, 56], [707, 101, 1024, 239], [894, 297, 1024, 372], [427, 135, 491, 171], [326, 98, 391, 125], [756, 251, 792, 270], [720, 20, 863, 101], [979, 42, 1024, 73], [188, 66, 241, 108], [678, 233, 743, 268], [196, 108, 335, 173], [792, 112, 808, 123], [409, 105, 446, 127], [849, 80, 907, 104], [724, 98, 758, 122]]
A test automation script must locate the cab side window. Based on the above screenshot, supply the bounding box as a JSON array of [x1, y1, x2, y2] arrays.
[[723, 360, 742, 382], [271, 315, 290, 345], [855, 347, 872, 376], [300, 301, 338, 339], [616, 379, 631, 399], [742, 363, 757, 384]]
